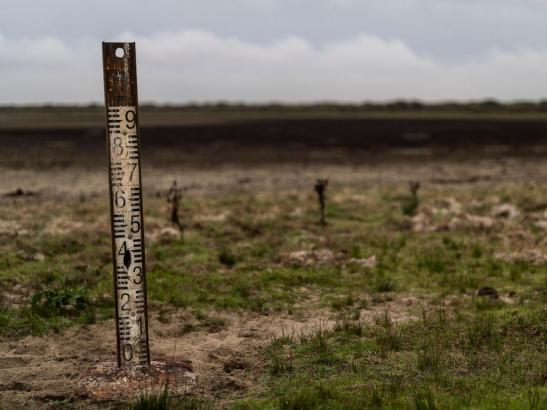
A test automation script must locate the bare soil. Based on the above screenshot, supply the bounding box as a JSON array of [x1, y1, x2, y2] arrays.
[[0, 296, 421, 409]]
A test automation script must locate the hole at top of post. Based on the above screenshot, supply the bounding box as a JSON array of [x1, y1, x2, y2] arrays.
[[115, 48, 125, 58]]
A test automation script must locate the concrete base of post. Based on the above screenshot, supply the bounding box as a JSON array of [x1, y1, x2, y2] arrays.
[[75, 360, 196, 402]]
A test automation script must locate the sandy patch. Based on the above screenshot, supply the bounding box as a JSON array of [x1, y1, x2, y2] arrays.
[[0, 297, 421, 409]]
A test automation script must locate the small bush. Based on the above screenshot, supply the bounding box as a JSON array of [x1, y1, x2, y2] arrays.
[[218, 248, 237, 268], [401, 181, 421, 216], [375, 275, 396, 293], [30, 286, 90, 318]]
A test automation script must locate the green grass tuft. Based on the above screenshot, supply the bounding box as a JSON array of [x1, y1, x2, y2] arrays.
[[128, 386, 205, 410]]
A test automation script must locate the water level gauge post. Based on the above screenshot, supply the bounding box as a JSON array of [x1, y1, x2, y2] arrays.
[[102, 42, 150, 368], [74, 43, 195, 401]]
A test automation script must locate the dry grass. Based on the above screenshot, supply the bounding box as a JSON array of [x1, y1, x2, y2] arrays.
[[0, 164, 546, 408]]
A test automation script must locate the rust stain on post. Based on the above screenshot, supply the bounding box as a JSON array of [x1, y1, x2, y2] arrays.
[[102, 42, 150, 368], [103, 43, 137, 107]]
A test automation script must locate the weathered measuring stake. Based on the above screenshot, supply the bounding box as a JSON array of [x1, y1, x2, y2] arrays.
[[102, 42, 150, 368], [75, 43, 194, 400]]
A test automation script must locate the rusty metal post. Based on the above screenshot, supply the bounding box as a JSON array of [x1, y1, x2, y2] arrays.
[[102, 42, 150, 368], [75, 44, 195, 401]]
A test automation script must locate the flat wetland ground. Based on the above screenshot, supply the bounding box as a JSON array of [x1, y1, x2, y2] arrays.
[[0, 109, 546, 409]]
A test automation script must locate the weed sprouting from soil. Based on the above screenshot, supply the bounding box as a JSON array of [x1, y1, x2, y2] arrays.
[[314, 179, 329, 226], [402, 180, 421, 216], [129, 386, 170, 410], [466, 313, 500, 350], [167, 180, 184, 233], [374, 311, 403, 353], [30, 286, 90, 318]]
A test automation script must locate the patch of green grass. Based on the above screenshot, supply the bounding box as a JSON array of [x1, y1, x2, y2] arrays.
[[128, 386, 206, 410], [234, 300, 547, 409], [1, 185, 546, 410], [0, 305, 18, 334], [417, 250, 447, 275], [373, 311, 404, 354], [374, 274, 397, 293], [266, 336, 294, 377], [329, 294, 355, 310], [30, 286, 90, 318]]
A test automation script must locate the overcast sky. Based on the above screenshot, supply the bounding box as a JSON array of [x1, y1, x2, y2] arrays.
[[2, 0, 547, 104]]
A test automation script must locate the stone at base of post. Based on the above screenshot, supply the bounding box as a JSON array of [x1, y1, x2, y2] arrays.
[[76, 360, 196, 402]]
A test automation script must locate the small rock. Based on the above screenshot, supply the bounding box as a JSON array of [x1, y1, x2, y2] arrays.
[[478, 287, 499, 299], [4, 188, 37, 197], [33, 253, 46, 262]]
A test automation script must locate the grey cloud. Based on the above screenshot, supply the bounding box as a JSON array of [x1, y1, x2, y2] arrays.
[[2, 31, 547, 104], [2, 0, 547, 59], [2, 1, 547, 103]]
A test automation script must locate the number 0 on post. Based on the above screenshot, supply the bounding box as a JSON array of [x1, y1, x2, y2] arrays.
[[102, 42, 150, 368]]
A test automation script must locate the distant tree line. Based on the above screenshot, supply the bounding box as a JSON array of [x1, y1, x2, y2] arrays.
[[4, 100, 547, 113]]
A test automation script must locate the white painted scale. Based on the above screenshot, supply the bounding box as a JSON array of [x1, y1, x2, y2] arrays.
[[103, 43, 150, 367]]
